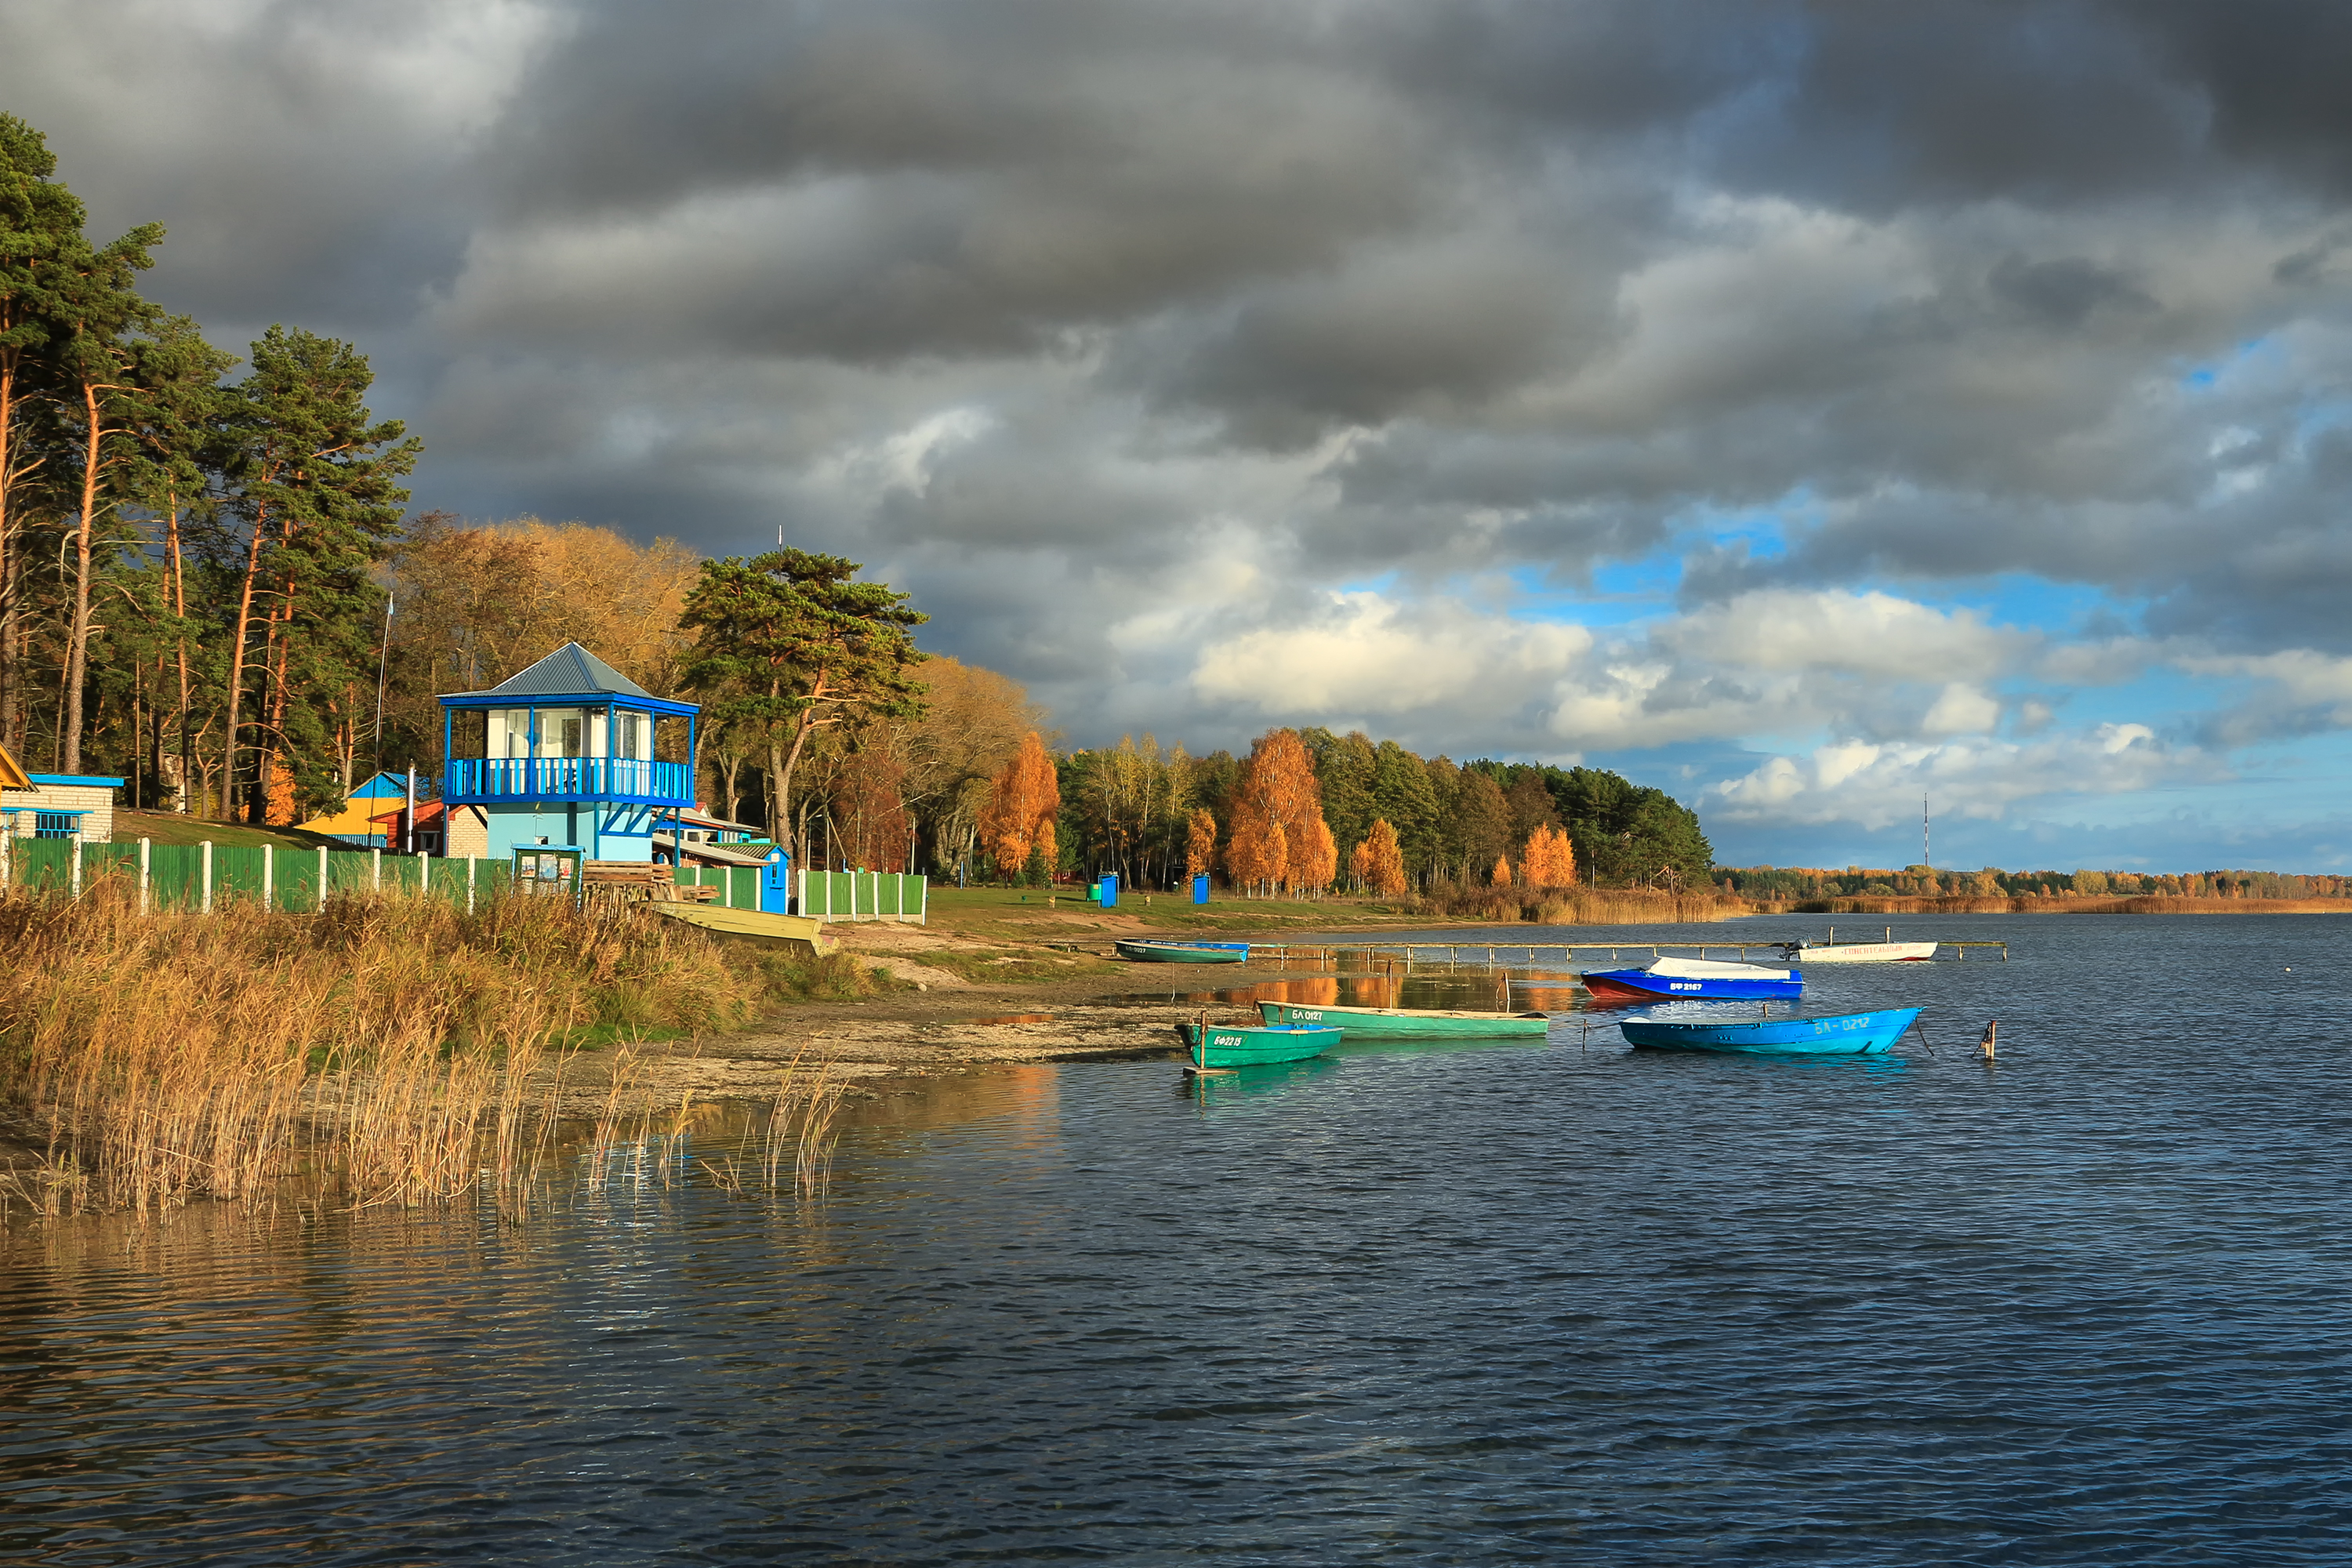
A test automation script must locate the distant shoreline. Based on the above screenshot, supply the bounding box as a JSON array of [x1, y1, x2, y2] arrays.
[[1738, 895, 2352, 917]]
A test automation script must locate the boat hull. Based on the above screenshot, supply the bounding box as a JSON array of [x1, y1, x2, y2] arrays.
[[1117, 939, 1250, 964], [1176, 1021, 1338, 1067], [1581, 968, 1803, 1004], [1786, 941, 1938, 963], [1256, 1001, 1551, 1039], [1618, 1007, 1922, 1055]]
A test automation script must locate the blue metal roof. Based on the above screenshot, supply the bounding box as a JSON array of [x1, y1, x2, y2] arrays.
[[27, 773, 124, 787]]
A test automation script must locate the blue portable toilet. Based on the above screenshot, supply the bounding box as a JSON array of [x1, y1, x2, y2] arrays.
[[760, 847, 793, 913], [1099, 873, 1118, 909], [1192, 873, 1210, 906]]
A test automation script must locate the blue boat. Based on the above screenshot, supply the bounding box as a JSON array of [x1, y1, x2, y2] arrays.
[[1617, 1006, 1922, 1055], [1582, 956, 1802, 1005]]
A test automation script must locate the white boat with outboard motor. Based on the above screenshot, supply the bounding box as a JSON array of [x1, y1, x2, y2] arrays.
[[1776, 930, 1938, 964]]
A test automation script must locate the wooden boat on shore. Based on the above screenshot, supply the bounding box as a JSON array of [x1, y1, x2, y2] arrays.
[[1617, 1006, 1922, 1056], [1117, 938, 1250, 964], [1581, 956, 1801, 1004], [1175, 1019, 1339, 1069], [1778, 938, 1938, 964], [1255, 1000, 1551, 1039]]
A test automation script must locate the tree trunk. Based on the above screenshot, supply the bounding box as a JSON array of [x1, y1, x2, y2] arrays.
[[771, 670, 829, 867], [166, 484, 193, 812], [61, 383, 104, 774], [0, 348, 18, 755], [220, 515, 268, 818]]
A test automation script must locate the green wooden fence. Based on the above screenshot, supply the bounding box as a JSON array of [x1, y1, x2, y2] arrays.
[[677, 863, 762, 909], [797, 868, 926, 923], [0, 838, 518, 911]]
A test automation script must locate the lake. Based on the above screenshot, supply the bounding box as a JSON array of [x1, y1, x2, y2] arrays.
[[8, 913, 2352, 1565]]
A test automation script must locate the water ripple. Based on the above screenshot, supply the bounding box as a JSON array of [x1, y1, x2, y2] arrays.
[[8, 916, 2352, 1563]]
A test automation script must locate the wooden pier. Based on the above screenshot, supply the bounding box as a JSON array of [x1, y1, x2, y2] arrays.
[[1200, 938, 2007, 972]]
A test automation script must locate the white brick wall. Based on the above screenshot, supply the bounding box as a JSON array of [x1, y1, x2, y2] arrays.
[[2, 781, 116, 843]]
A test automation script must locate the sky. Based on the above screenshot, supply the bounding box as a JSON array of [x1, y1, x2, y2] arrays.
[[6, 0, 2352, 872]]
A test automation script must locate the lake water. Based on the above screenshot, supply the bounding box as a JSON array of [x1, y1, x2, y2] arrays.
[[9, 913, 2352, 1565]]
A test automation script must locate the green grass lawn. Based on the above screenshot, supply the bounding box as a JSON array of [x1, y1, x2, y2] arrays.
[[922, 883, 1421, 938]]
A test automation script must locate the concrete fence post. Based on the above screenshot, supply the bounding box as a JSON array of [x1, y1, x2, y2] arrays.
[[318, 845, 328, 912], [420, 854, 430, 897], [372, 848, 382, 892], [467, 855, 477, 914], [70, 837, 82, 900], [263, 843, 274, 911], [201, 841, 214, 914], [139, 837, 151, 913]]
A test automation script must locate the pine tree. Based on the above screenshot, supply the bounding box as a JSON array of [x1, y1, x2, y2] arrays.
[[681, 548, 927, 860], [0, 114, 87, 755], [216, 325, 417, 820]]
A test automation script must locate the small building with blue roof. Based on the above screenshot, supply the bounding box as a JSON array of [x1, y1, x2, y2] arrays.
[[437, 642, 699, 862]]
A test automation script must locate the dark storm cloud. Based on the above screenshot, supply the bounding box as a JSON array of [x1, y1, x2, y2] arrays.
[[9, 0, 2352, 775]]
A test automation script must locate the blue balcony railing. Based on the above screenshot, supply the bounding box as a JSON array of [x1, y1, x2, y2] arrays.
[[444, 757, 694, 806]]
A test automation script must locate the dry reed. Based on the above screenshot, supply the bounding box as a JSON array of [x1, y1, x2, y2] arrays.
[[0, 876, 768, 1218], [1410, 883, 1737, 925]]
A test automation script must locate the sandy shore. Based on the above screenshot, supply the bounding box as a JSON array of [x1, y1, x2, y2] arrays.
[[528, 920, 1330, 1113]]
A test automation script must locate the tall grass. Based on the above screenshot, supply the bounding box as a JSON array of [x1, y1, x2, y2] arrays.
[[1410, 883, 1736, 925], [0, 879, 768, 1218]]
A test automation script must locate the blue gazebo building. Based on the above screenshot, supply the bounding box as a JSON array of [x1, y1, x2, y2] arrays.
[[438, 643, 698, 862]]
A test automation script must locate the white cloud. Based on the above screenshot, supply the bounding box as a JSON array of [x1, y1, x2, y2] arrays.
[[1191, 593, 1589, 717], [1658, 589, 2031, 682], [1711, 723, 2208, 829], [1921, 682, 2002, 735]]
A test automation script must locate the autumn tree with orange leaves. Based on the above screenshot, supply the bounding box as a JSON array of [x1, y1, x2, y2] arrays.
[[1223, 729, 1331, 895], [1185, 808, 1218, 881], [1492, 855, 1513, 887], [1521, 822, 1577, 887], [1359, 818, 1408, 896], [980, 731, 1059, 884]]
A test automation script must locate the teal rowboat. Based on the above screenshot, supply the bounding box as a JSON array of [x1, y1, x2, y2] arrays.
[[1255, 1000, 1551, 1040], [1617, 1006, 1922, 1056], [1117, 939, 1250, 964], [1175, 1020, 1339, 1069]]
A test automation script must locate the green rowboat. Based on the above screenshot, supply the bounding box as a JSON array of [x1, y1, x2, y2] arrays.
[[1175, 1020, 1338, 1069], [1116, 938, 1250, 964], [1256, 1000, 1552, 1040]]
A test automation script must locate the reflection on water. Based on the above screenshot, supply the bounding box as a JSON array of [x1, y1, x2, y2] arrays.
[[16, 916, 2352, 1566], [1178, 1054, 1342, 1106], [1121, 966, 1588, 1014]]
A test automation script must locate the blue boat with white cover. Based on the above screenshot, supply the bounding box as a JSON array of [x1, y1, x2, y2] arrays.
[[1617, 1006, 1922, 1056], [1581, 955, 1802, 1004]]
